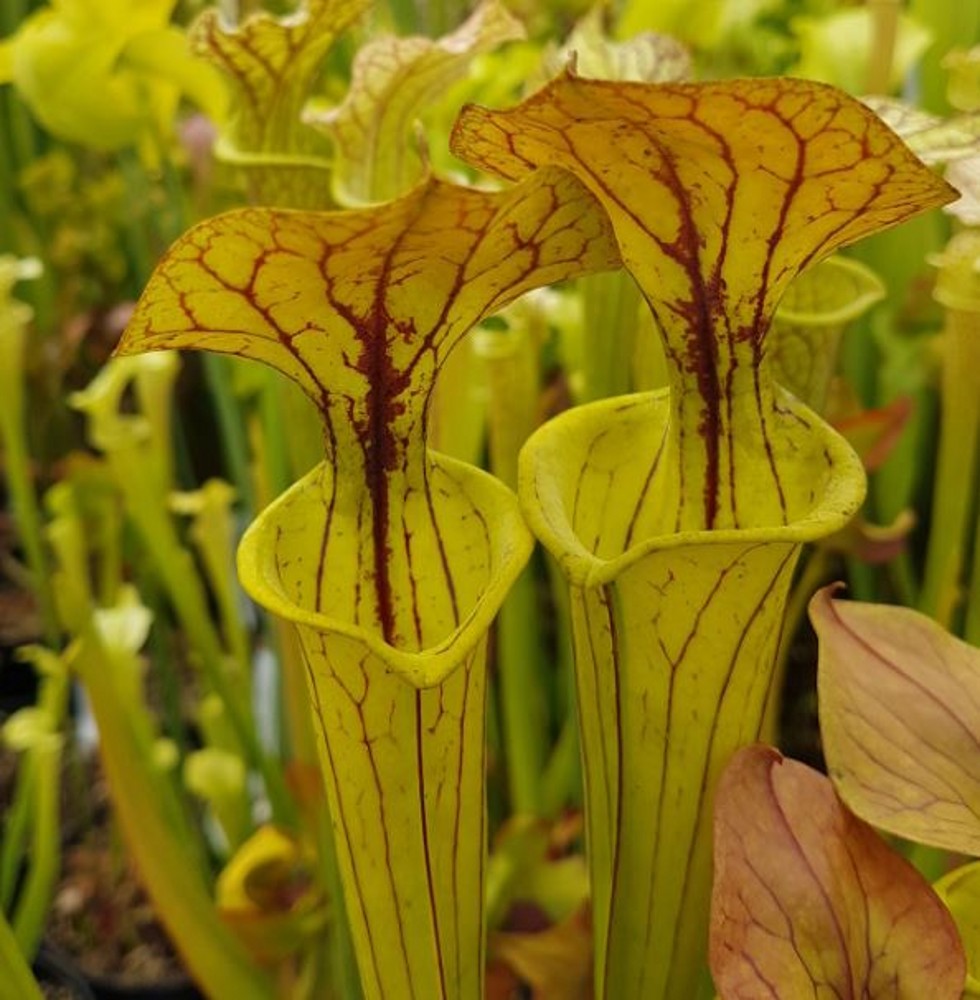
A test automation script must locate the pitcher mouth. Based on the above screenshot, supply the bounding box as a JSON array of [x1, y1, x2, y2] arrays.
[[519, 388, 867, 590], [237, 451, 534, 688]]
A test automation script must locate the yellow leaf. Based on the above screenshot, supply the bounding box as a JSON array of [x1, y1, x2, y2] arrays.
[[1, 0, 224, 150], [514, 392, 861, 997], [935, 862, 980, 994], [119, 172, 618, 609]]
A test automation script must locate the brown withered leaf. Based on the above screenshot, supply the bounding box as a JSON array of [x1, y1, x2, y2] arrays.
[[490, 905, 593, 1000]]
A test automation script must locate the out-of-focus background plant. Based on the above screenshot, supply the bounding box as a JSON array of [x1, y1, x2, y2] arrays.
[[0, 0, 978, 998]]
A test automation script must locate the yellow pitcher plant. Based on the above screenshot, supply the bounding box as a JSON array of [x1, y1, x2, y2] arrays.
[[116, 167, 619, 999], [452, 72, 955, 998]]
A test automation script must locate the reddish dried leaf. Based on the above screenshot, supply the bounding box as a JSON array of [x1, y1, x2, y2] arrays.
[[485, 958, 522, 1000], [490, 905, 593, 1000], [832, 395, 914, 472], [711, 745, 965, 1000], [811, 587, 980, 855]]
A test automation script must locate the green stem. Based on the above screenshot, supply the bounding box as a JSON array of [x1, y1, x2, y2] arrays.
[[864, 0, 900, 94], [0, 101, 18, 256], [478, 319, 550, 817], [762, 547, 833, 744], [887, 549, 920, 608], [75, 630, 276, 1000], [542, 551, 581, 813], [0, 910, 42, 1000], [580, 269, 642, 403], [496, 569, 547, 816], [539, 708, 580, 818], [204, 355, 258, 514], [919, 309, 980, 630], [277, 376, 324, 484], [118, 150, 156, 296], [903, 840, 951, 884], [5, 94, 40, 188], [120, 466, 292, 823], [0, 396, 58, 647], [258, 371, 294, 498], [2, 650, 70, 930], [845, 554, 880, 603], [486, 669, 505, 830], [0, 753, 33, 912], [965, 499, 980, 644], [145, 578, 197, 761], [11, 741, 60, 960]]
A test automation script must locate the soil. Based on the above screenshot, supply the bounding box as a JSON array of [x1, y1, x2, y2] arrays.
[[0, 738, 197, 995], [44, 758, 196, 991]]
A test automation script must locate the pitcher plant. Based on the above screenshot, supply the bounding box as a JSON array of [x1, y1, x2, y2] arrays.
[[452, 71, 955, 998], [115, 166, 619, 998]]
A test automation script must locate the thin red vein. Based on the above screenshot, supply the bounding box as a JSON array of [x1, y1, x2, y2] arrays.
[[600, 583, 626, 999], [415, 692, 449, 1000], [305, 638, 385, 994]]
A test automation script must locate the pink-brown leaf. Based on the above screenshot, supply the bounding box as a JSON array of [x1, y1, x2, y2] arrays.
[[811, 586, 980, 855], [711, 745, 965, 1000]]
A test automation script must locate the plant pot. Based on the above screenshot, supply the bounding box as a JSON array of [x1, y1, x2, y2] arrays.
[[86, 972, 203, 1000], [33, 943, 95, 999]]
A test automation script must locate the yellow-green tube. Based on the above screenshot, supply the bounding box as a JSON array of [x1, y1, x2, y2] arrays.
[[238, 454, 531, 999], [519, 385, 865, 997]]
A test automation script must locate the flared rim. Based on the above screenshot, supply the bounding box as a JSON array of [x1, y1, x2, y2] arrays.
[[519, 387, 867, 590], [237, 451, 534, 688]]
